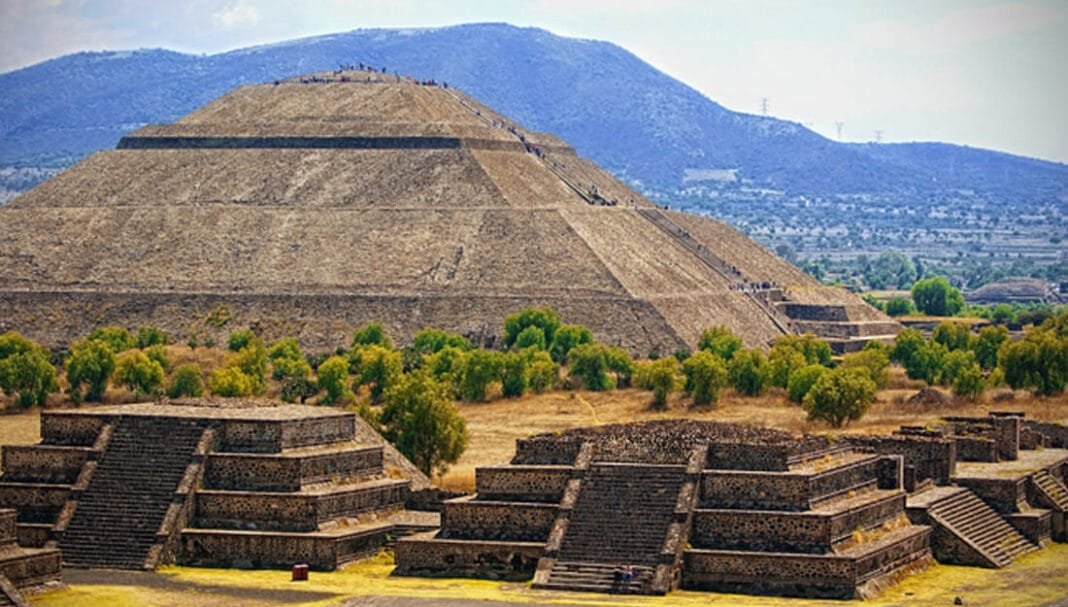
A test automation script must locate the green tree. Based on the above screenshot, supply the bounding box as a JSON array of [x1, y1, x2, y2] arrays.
[[227, 328, 257, 352], [940, 349, 979, 387], [167, 364, 204, 398], [230, 338, 269, 395], [952, 362, 985, 400], [728, 349, 768, 396], [268, 337, 311, 380], [634, 357, 682, 409], [209, 366, 254, 397], [0, 339, 57, 409], [317, 355, 353, 404], [412, 328, 471, 354], [973, 325, 1009, 370], [605, 346, 634, 388], [891, 328, 926, 368], [907, 341, 949, 384], [840, 348, 891, 388], [932, 322, 973, 351], [145, 344, 170, 372], [380, 371, 468, 476], [88, 326, 134, 353], [682, 350, 728, 407], [771, 334, 833, 366], [989, 304, 1015, 325], [885, 297, 914, 317], [456, 349, 503, 402], [135, 326, 169, 348], [425, 345, 466, 386], [513, 325, 547, 351], [803, 366, 877, 428], [351, 322, 393, 350], [351, 345, 403, 404], [787, 364, 828, 403], [526, 350, 558, 394], [499, 352, 529, 398], [698, 326, 743, 361], [998, 329, 1067, 396], [503, 307, 561, 349], [911, 277, 964, 316], [567, 343, 614, 391], [548, 324, 593, 363], [113, 350, 165, 397], [767, 345, 806, 388], [66, 338, 116, 403]]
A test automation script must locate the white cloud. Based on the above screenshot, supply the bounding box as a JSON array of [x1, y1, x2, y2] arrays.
[[212, 0, 261, 29]]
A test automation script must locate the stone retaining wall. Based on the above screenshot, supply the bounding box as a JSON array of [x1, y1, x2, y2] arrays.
[[204, 446, 382, 491], [843, 436, 956, 485], [440, 498, 557, 541], [475, 466, 572, 503], [393, 535, 543, 580], [1, 446, 89, 483], [180, 527, 385, 570]]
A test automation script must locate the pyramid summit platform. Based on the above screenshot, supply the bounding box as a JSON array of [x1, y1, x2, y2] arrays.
[[0, 69, 896, 352]]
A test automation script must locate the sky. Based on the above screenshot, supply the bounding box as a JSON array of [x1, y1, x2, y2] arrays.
[[1, 0, 1066, 163]]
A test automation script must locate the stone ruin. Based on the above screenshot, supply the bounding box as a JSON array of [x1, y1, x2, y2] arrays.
[[396, 416, 1068, 599], [0, 399, 437, 574], [0, 70, 895, 355]]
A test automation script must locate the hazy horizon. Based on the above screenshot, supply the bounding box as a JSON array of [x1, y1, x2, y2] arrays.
[[1, 1, 1066, 164]]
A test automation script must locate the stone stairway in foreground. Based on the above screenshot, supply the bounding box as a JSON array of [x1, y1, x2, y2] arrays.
[[59, 417, 210, 569], [1032, 471, 1068, 511], [908, 486, 1035, 568], [540, 463, 688, 594]]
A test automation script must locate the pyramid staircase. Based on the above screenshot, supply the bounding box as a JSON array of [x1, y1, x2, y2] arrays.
[[908, 486, 1036, 568], [59, 417, 211, 569], [1032, 471, 1068, 511]]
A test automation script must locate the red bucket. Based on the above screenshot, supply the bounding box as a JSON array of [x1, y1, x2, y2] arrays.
[[291, 563, 309, 581]]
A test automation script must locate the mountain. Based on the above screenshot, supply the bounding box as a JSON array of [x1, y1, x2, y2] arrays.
[[1, 22, 1065, 202]]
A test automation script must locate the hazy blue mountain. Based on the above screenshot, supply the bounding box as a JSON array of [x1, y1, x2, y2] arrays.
[[1, 23, 1065, 202]]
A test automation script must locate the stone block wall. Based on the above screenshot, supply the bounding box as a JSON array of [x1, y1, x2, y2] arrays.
[[843, 436, 956, 485], [511, 439, 582, 465], [992, 417, 1020, 461], [181, 527, 385, 571], [1025, 421, 1068, 449], [394, 535, 543, 580], [475, 466, 572, 503], [707, 443, 790, 472], [1, 446, 89, 483], [204, 447, 382, 492], [440, 498, 557, 541], [40, 413, 105, 446], [956, 437, 998, 462], [701, 471, 810, 511], [954, 478, 1026, 514]]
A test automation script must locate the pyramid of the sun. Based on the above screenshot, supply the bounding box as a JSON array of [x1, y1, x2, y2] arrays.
[[0, 70, 897, 353]]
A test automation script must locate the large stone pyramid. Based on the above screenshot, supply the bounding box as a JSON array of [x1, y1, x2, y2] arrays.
[[0, 70, 897, 353]]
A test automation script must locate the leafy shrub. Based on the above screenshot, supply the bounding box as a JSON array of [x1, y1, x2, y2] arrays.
[[840, 348, 890, 388], [787, 364, 828, 403], [932, 322, 973, 351], [113, 351, 165, 396], [952, 363, 985, 400], [167, 364, 204, 398], [0, 332, 57, 408], [514, 325, 547, 351], [526, 350, 559, 394], [911, 277, 964, 316], [281, 378, 319, 404], [549, 324, 593, 363], [998, 329, 1067, 395], [891, 328, 925, 367], [499, 352, 529, 398], [767, 345, 806, 388], [885, 297, 914, 317], [425, 345, 466, 385], [88, 326, 134, 353], [66, 339, 116, 403], [135, 326, 169, 348], [145, 344, 170, 372], [412, 328, 471, 354], [973, 325, 1009, 370], [567, 343, 614, 391], [605, 346, 634, 388], [728, 349, 768, 396], [772, 334, 833, 366], [316, 355, 352, 404], [503, 307, 561, 349], [803, 367, 876, 428], [634, 357, 682, 409], [227, 329, 257, 352], [268, 337, 311, 380], [681, 350, 728, 407], [697, 326, 742, 361], [350, 345, 403, 404], [208, 366, 254, 397], [380, 371, 468, 476], [456, 349, 503, 402], [230, 338, 269, 395], [351, 322, 393, 350]]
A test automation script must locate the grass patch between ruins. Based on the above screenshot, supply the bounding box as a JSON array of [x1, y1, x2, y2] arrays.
[[28, 543, 1068, 607]]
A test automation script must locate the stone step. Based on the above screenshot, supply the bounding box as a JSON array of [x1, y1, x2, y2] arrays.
[[929, 488, 1036, 568], [1033, 471, 1068, 511]]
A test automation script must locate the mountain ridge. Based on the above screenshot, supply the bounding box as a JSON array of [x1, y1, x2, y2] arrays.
[[1, 22, 1065, 203]]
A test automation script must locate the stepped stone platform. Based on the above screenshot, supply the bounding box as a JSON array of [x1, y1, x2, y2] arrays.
[[0, 509, 61, 605], [397, 415, 1068, 599], [0, 399, 437, 571], [395, 421, 932, 599], [0, 69, 896, 354]]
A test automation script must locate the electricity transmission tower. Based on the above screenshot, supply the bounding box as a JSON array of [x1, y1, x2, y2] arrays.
[[760, 97, 769, 116]]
